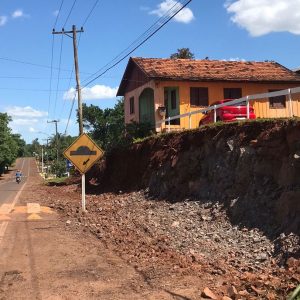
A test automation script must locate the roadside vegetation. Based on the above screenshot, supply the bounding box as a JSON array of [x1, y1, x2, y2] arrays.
[[81, 99, 154, 152], [0, 113, 26, 175], [45, 176, 68, 185]]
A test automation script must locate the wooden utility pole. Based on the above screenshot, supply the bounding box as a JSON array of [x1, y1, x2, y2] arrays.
[[52, 25, 84, 135], [47, 119, 60, 164]]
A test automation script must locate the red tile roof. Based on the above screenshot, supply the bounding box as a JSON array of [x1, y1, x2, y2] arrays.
[[132, 57, 300, 82]]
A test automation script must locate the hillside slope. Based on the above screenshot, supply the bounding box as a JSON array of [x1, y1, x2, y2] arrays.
[[88, 120, 300, 247]]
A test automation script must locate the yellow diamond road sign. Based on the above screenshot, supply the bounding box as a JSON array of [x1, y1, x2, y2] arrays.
[[63, 133, 104, 174]]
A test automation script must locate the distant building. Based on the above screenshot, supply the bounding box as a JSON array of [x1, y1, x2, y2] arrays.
[[117, 57, 300, 131]]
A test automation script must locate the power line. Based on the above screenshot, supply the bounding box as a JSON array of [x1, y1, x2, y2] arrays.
[[82, 0, 192, 87], [81, 1, 181, 85], [82, 0, 101, 26], [54, 0, 65, 28], [0, 76, 174, 92], [53, 26, 84, 135], [47, 34, 55, 123], [64, 94, 76, 135], [48, 0, 65, 126], [61, 0, 101, 126], [59, 31, 82, 120], [0, 87, 70, 92], [0, 75, 75, 80], [0, 56, 91, 74], [63, 0, 78, 28], [96, 0, 181, 76], [53, 34, 64, 119], [63, 0, 191, 134]]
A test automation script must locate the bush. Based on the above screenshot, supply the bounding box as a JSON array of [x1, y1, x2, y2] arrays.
[[51, 161, 67, 177]]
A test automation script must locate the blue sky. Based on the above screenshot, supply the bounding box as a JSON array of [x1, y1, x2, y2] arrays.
[[1, 0, 300, 143]]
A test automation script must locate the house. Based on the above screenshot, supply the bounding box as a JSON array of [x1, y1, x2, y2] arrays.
[[117, 57, 300, 131]]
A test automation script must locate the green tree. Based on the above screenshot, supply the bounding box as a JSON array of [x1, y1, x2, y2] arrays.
[[0, 113, 18, 174], [12, 134, 26, 157], [81, 98, 154, 151], [170, 48, 195, 59], [82, 99, 126, 150], [27, 138, 41, 156]]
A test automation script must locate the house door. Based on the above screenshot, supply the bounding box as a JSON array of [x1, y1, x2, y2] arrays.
[[164, 87, 180, 125], [139, 88, 155, 126]]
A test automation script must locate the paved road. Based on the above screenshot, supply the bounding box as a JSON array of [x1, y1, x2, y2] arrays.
[[0, 158, 171, 300], [0, 157, 32, 207], [0, 157, 37, 248]]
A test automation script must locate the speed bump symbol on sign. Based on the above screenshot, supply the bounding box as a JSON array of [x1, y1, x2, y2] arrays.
[[63, 133, 104, 174]]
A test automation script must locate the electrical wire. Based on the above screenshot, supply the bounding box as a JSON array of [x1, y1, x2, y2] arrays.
[[64, 94, 76, 135], [81, 0, 182, 85], [53, 34, 64, 119], [0, 56, 91, 74], [82, 0, 101, 27], [81, 0, 192, 88], [64, 0, 191, 134], [48, 0, 65, 124], [59, 30, 84, 121], [83, 0, 188, 84], [63, 0, 78, 28], [53, 0, 65, 28], [62, 0, 101, 133], [0, 87, 68, 92], [47, 34, 55, 122], [0, 56, 70, 72], [0, 75, 74, 79]]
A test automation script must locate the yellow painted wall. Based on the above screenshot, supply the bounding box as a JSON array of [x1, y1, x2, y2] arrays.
[[124, 80, 300, 131]]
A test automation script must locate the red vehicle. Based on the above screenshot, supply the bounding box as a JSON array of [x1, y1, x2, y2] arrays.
[[199, 99, 256, 126]]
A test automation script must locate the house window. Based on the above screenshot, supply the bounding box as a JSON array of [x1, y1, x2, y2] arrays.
[[224, 88, 242, 99], [129, 97, 135, 114], [190, 87, 209, 106], [171, 90, 177, 109], [269, 90, 286, 109]]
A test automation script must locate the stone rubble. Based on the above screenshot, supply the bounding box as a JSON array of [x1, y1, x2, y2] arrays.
[[41, 186, 300, 299]]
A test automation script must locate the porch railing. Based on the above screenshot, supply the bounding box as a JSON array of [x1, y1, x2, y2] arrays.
[[156, 86, 300, 132]]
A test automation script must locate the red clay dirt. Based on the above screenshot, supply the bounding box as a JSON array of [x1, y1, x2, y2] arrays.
[[3, 120, 299, 299], [40, 120, 300, 299]]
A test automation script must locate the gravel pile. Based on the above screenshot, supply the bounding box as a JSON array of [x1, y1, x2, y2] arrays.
[[43, 186, 300, 299]]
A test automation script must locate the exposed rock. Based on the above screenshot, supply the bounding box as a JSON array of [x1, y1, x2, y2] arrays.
[[201, 287, 218, 299]]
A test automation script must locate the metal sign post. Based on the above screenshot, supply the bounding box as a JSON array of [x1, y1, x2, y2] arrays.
[[82, 174, 86, 211]]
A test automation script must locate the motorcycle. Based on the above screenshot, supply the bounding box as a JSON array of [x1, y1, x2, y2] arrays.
[[16, 177, 21, 184]]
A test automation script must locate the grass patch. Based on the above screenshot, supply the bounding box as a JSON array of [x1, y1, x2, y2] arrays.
[[45, 176, 68, 186]]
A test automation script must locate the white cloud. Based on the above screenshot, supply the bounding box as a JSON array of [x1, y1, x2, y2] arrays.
[[150, 0, 194, 24], [226, 0, 300, 36], [63, 85, 119, 101], [12, 9, 29, 19], [11, 118, 39, 126], [222, 57, 246, 62], [0, 16, 8, 26], [29, 127, 37, 132], [5, 106, 48, 139], [53, 10, 59, 17], [6, 106, 48, 118]]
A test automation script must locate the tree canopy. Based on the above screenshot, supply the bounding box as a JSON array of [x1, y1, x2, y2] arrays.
[[170, 48, 195, 59], [81, 99, 153, 151], [0, 113, 26, 175]]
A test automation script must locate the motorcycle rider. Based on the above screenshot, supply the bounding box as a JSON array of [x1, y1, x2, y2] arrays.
[[16, 169, 22, 183]]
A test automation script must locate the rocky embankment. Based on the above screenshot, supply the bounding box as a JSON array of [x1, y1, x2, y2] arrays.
[[50, 119, 300, 299], [89, 120, 300, 242], [43, 186, 299, 299]]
